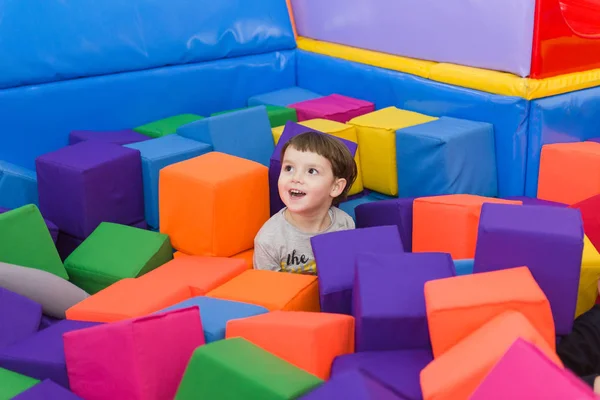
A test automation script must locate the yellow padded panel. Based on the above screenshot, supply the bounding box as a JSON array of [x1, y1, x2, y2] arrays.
[[575, 235, 600, 318], [348, 107, 438, 196]]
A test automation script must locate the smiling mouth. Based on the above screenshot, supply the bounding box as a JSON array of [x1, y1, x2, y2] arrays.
[[289, 189, 306, 198]]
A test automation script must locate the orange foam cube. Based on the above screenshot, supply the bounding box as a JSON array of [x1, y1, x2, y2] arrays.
[[65, 278, 190, 323], [225, 311, 354, 379], [424, 267, 555, 358], [159, 152, 269, 257], [538, 142, 600, 205], [230, 248, 254, 269], [136, 256, 248, 296], [420, 311, 562, 400], [412, 194, 522, 259], [206, 270, 320, 311]]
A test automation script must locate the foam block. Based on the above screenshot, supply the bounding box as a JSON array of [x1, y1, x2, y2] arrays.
[[212, 105, 298, 128], [133, 114, 204, 138], [230, 248, 254, 269], [64, 307, 204, 400], [12, 379, 83, 399], [35, 140, 144, 239], [64, 222, 172, 294], [538, 141, 600, 205], [177, 106, 274, 166], [206, 269, 320, 311], [69, 129, 150, 145], [332, 350, 433, 400], [348, 107, 438, 196], [174, 337, 323, 399], [125, 135, 212, 228], [354, 252, 456, 352], [0, 161, 38, 210], [311, 226, 404, 315], [160, 152, 269, 257], [299, 370, 402, 399], [269, 121, 358, 215], [0, 206, 58, 243], [420, 311, 562, 400], [396, 117, 498, 197], [161, 296, 268, 343], [355, 197, 415, 252], [290, 93, 374, 123], [473, 203, 584, 334], [570, 194, 600, 251], [338, 192, 386, 222], [453, 258, 474, 276], [0, 205, 68, 279], [424, 267, 555, 358], [0, 368, 39, 399], [65, 278, 189, 323], [0, 287, 42, 348], [247, 86, 322, 107], [412, 195, 522, 259], [503, 195, 568, 207], [0, 319, 99, 388], [226, 311, 354, 379], [470, 338, 597, 399]]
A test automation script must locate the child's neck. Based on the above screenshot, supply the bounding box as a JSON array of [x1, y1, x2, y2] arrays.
[[285, 207, 332, 234]]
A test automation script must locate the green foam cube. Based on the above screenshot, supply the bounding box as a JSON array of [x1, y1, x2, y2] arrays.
[[64, 222, 173, 294], [0, 367, 39, 399], [0, 205, 68, 280], [134, 114, 204, 138], [175, 337, 323, 399], [211, 105, 297, 128]]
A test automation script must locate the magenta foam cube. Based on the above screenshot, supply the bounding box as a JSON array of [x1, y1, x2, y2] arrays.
[[470, 338, 597, 399], [290, 94, 375, 123], [63, 307, 205, 400]]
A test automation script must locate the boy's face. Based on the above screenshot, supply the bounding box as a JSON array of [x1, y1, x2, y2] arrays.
[[279, 146, 346, 216]]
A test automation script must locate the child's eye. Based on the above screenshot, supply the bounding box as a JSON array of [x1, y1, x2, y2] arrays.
[[283, 165, 293, 172], [308, 168, 318, 175]]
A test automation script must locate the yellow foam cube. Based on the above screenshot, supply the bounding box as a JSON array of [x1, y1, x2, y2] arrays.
[[272, 125, 285, 145], [348, 107, 438, 196], [575, 235, 600, 318]]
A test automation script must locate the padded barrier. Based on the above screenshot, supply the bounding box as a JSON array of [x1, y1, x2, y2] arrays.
[[0, 0, 295, 89], [297, 38, 600, 100], [525, 85, 600, 197], [297, 50, 529, 197], [0, 51, 295, 170]]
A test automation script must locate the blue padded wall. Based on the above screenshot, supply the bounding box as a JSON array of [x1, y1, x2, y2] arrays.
[[0, 0, 296, 89], [0, 51, 296, 169], [525, 86, 600, 197], [296, 51, 530, 198]]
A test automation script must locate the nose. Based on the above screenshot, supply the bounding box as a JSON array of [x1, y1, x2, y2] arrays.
[[291, 170, 303, 183]]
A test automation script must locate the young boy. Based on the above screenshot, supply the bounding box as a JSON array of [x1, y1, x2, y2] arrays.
[[253, 131, 358, 275]]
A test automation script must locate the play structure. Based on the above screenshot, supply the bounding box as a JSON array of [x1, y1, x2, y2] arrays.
[[1, 0, 600, 398]]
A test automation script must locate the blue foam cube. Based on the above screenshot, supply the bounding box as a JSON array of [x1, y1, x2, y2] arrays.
[[453, 258, 474, 276], [395, 117, 498, 197], [177, 106, 274, 166], [0, 161, 38, 210], [159, 296, 269, 343], [125, 135, 212, 228], [247, 87, 322, 107]]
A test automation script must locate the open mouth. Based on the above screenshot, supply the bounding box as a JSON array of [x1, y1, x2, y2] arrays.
[[289, 189, 306, 198]]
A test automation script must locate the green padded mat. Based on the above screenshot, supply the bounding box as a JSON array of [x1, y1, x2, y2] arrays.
[[134, 114, 204, 138], [175, 337, 323, 399], [211, 105, 297, 128], [0, 205, 68, 280], [0, 367, 39, 399], [64, 222, 173, 294]]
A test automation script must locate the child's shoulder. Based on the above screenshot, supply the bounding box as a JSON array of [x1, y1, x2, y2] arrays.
[[330, 206, 356, 230], [255, 209, 288, 241]]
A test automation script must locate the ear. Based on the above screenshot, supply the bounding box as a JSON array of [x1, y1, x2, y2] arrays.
[[330, 177, 347, 198]]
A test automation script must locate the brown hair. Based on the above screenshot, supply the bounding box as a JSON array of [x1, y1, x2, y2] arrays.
[[281, 131, 358, 206]]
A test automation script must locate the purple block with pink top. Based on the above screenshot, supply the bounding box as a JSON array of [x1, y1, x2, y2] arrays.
[[0, 287, 42, 348], [69, 129, 151, 146], [355, 198, 415, 252], [12, 380, 83, 400], [290, 94, 374, 123]]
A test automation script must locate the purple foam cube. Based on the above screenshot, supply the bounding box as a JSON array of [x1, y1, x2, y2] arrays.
[[12, 379, 83, 399], [355, 198, 415, 252], [310, 226, 403, 315], [0, 207, 59, 244], [269, 121, 358, 216], [587, 137, 600, 144], [473, 203, 584, 335], [36, 141, 144, 239], [0, 320, 100, 388], [0, 287, 42, 348], [69, 129, 150, 146], [39, 315, 61, 331], [353, 252, 456, 352], [503, 196, 568, 208], [299, 370, 403, 399], [332, 350, 433, 400]]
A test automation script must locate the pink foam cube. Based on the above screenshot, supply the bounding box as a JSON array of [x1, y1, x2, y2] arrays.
[[63, 307, 204, 400], [290, 94, 375, 123], [470, 338, 598, 399]]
